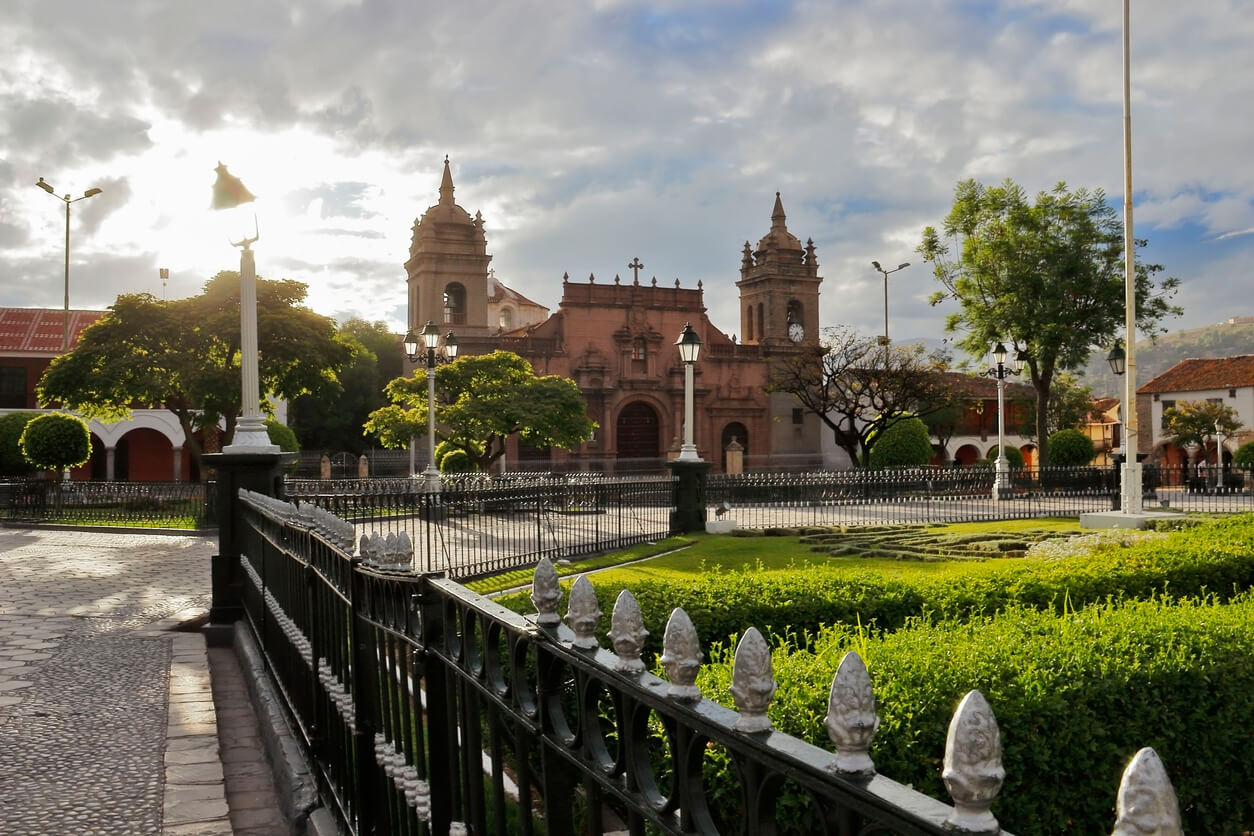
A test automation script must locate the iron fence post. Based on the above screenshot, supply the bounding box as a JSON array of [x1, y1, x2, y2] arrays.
[[667, 459, 711, 534]]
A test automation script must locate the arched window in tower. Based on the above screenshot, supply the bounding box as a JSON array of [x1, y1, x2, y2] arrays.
[[499, 307, 514, 330], [757, 303, 765, 339], [443, 283, 466, 325], [746, 305, 754, 342], [787, 300, 804, 334]]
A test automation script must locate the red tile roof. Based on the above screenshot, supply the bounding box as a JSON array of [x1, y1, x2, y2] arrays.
[[937, 371, 1036, 400], [0, 308, 104, 354], [1137, 355, 1254, 394]]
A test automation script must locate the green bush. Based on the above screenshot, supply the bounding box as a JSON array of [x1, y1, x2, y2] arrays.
[[1235, 441, 1254, 470], [265, 418, 300, 452], [1047, 428, 1096, 466], [496, 515, 1254, 660], [697, 595, 1254, 835], [440, 448, 476, 473], [869, 416, 935, 468], [0, 412, 40, 475], [19, 413, 91, 472], [986, 444, 1025, 469]]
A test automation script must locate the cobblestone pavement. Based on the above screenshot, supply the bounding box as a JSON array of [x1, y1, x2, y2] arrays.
[[0, 528, 257, 835]]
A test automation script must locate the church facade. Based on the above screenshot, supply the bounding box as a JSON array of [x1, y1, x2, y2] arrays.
[[403, 159, 825, 473]]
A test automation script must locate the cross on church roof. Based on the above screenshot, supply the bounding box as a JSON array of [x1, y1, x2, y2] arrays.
[[628, 257, 644, 284]]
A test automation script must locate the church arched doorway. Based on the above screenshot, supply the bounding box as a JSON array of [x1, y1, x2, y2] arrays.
[[616, 401, 660, 472], [721, 422, 749, 472]]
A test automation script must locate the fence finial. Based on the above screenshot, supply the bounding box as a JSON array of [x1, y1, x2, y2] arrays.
[[660, 608, 702, 700], [942, 690, 1004, 834], [610, 589, 648, 673], [566, 575, 601, 649], [826, 650, 879, 775], [730, 627, 776, 732], [1112, 747, 1182, 836], [530, 558, 563, 626]]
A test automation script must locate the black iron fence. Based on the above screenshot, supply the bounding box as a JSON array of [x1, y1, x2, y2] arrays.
[[0, 478, 216, 528], [283, 473, 675, 579], [236, 490, 1023, 835], [707, 464, 1254, 530]]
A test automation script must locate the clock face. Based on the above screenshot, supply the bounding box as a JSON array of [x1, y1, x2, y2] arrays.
[[788, 321, 805, 343]]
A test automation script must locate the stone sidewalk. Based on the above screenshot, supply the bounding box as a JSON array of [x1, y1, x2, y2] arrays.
[[0, 527, 283, 835]]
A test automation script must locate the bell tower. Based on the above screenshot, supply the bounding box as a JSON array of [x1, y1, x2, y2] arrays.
[[404, 157, 492, 337], [736, 192, 821, 350]]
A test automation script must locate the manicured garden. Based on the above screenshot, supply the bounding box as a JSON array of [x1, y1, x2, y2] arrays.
[[493, 514, 1254, 834]]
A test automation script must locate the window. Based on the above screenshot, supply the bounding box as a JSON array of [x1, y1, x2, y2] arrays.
[[631, 338, 647, 373], [0, 367, 25, 409], [1159, 399, 1175, 431], [792, 408, 804, 425], [745, 306, 754, 342], [443, 283, 466, 325], [499, 308, 513, 330]]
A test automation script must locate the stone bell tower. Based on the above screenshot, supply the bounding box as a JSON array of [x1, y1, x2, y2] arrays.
[[736, 192, 821, 351], [403, 157, 492, 338]]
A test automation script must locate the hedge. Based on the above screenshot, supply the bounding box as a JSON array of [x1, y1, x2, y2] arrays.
[[496, 514, 1254, 657], [697, 595, 1254, 835]]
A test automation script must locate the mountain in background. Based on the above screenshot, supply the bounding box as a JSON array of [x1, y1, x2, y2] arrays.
[[1080, 316, 1254, 397]]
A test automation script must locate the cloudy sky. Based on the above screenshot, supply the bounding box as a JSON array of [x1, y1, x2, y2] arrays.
[[4, 0, 1252, 358]]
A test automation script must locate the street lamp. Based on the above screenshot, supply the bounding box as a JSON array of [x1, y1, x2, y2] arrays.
[[35, 177, 103, 352], [404, 321, 458, 492], [870, 261, 910, 346], [979, 341, 1026, 500], [211, 163, 276, 454], [675, 322, 702, 462]]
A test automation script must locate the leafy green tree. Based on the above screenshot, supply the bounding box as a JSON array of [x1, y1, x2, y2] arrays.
[[921, 402, 963, 463], [1047, 428, 1097, 467], [1044, 372, 1098, 438], [288, 319, 401, 453], [365, 351, 597, 472], [1163, 400, 1242, 452], [1234, 441, 1254, 471], [919, 179, 1181, 465], [869, 416, 935, 468], [985, 444, 1025, 469], [19, 413, 91, 472], [0, 412, 40, 476], [768, 326, 962, 467], [37, 272, 354, 475]]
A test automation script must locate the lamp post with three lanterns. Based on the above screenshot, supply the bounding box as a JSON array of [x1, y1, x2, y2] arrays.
[[980, 341, 1027, 500], [404, 322, 458, 493]]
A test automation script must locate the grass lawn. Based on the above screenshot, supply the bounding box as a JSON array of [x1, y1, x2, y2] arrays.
[[472, 518, 1085, 594]]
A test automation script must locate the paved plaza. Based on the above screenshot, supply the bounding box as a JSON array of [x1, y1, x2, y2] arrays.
[[0, 527, 284, 836]]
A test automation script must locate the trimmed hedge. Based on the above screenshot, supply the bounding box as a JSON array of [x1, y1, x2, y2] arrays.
[[19, 412, 90, 471], [497, 515, 1254, 657], [697, 595, 1254, 835], [0, 411, 40, 475]]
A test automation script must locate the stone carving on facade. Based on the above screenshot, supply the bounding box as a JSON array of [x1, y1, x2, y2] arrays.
[[825, 650, 880, 775], [565, 575, 601, 649], [729, 626, 776, 733], [942, 689, 1005, 834], [659, 607, 702, 700], [1111, 747, 1182, 836], [530, 557, 563, 626], [609, 589, 648, 674]]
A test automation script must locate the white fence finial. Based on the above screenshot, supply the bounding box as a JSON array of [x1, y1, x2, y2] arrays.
[[826, 650, 879, 775], [943, 690, 1004, 834], [1112, 747, 1182, 836]]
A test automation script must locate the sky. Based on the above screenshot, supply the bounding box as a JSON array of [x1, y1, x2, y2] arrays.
[[4, 0, 1253, 361]]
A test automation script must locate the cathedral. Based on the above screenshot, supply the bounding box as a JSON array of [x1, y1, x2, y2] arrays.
[[403, 159, 825, 473]]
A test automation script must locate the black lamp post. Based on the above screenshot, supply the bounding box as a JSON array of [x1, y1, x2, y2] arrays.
[[35, 178, 103, 352], [870, 261, 910, 346], [404, 321, 458, 492], [979, 341, 1026, 500]]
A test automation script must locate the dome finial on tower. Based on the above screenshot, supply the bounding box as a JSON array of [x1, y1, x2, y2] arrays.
[[771, 191, 787, 230], [439, 156, 454, 205]]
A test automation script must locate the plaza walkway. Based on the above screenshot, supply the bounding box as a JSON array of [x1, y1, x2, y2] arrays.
[[0, 527, 285, 836]]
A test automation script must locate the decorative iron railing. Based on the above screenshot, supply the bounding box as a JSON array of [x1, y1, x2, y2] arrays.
[[0, 478, 215, 528], [236, 489, 1183, 835], [284, 473, 676, 579], [707, 464, 1254, 529]]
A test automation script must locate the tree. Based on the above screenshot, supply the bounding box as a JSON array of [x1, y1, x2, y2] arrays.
[[19, 413, 91, 472], [768, 326, 962, 467], [265, 418, 301, 452], [1163, 400, 1242, 457], [0, 412, 40, 476], [37, 272, 355, 475], [921, 402, 963, 463], [985, 444, 1025, 469], [289, 319, 400, 453], [1234, 441, 1254, 471], [1043, 372, 1099, 439], [919, 179, 1181, 466], [1047, 428, 1097, 467], [365, 351, 597, 472], [868, 416, 935, 468]]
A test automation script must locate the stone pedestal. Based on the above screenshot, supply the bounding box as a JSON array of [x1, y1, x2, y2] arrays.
[[205, 451, 295, 638], [668, 459, 712, 534]]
